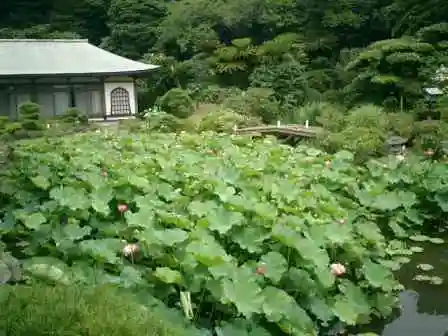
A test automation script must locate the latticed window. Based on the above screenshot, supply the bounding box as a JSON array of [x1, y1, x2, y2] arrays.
[[110, 87, 131, 115]]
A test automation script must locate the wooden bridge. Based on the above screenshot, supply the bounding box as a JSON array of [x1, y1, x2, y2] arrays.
[[234, 122, 323, 139]]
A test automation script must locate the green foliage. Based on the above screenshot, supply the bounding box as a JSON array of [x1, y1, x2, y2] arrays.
[[345, 38, 435, 108], [197, 108, 261, 132], [1, 131, 447, 334], [61, 107, 89, 125], [386, 112, 415, 138], [18, 102, 43, 131], [188, 85, 243, 105], [102, 0, 167, 59], [0, 245, 21, 284], [0, 284, 192, 336], [0, 116, 9, 129], [3, 122, 23, 136], [223, 88, 283, 123], [143, 107, 184, 132], [283, 102, 342, 125], [412, 120, 448, 151], [0, 25, 81, 40], [1, 0, 447, 117], [438, 94, 448, 120], [159, 88, 195, 119], [2, 0, 448, 333], [117, 119, 146, 133], [317, 105, 391, 160], [249, 62, 307, 105]]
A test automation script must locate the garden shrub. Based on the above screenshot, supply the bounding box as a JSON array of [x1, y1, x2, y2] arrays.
[[188, 84, 243, 104], [345, 104, 388, 130], [3, 122, 22, 136], [143, 107, 184, 132], [0, 116, 11, 138], [321, 126, 386, 162], [159, 88, 195, 119], [249, 62, 308, 106], [61, 107, 89, 125], [0, 116, 9, 130], [197, 108, 261, 132], [0, 284, 191, 336], [317, 104, 389, 160], [283, 101, 342, 125], [412, 119, 448, 152], [315, 103, 347, 131], [438, 95, 448, 121], [386, 112, 415, 138], [18, 101, 44, 131], [223, 87, 283, 123], [3, 132, 447, 335]]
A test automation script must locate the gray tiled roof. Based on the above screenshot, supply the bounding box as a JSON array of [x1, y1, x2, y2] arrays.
[[0, 39, 158, 77]]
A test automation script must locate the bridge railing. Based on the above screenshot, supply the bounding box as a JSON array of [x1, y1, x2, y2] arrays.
[[233, 120, 323, 138]]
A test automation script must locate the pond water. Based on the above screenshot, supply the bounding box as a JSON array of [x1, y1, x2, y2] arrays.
[[358, 234, 448, 335]]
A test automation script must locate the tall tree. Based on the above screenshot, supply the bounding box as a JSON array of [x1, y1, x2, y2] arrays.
[[102, 0, 169, 59]]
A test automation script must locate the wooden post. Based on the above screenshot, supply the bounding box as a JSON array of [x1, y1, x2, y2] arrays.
[[277, 120, 280, 127], [305, 120, 309, 128]]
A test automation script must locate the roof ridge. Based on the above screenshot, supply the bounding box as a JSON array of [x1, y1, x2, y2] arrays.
[[0, 39, 88, 43]]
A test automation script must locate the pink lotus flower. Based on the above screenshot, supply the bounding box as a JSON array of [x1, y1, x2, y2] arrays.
[[256, 263, 267, 275], [330, 263, 346, 276], [122, 243, 139, 257], [117, 204, 128, 213]]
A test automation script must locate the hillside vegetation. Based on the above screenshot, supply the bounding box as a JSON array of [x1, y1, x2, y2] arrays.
[[1, 1, 448, 335]]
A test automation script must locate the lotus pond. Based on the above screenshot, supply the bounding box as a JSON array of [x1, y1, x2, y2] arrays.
[[0, 130, 447, 335]]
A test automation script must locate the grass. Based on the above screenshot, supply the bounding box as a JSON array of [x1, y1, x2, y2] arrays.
[[0, 284, 190, 336]]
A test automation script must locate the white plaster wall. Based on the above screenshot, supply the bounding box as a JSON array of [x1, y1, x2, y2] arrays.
[[104, 81, 136, 116]]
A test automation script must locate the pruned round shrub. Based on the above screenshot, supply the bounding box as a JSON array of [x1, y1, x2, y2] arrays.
[[18, 102, 40, 120], [159, 88, 195, 119], [18, 102, 44, 130], [0, 284, 188, 336]]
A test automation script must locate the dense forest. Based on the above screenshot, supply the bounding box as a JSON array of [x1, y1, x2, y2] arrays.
[[1, 0, 447, 112]]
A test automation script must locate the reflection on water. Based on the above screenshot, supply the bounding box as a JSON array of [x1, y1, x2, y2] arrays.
[[362, 235, 448, 335], [380, 290, 448, 336]]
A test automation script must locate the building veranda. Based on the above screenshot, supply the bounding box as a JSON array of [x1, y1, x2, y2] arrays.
[[0, 39, 158, 120]]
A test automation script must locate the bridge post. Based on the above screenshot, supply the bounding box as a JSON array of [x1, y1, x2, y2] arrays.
[[277, 120, 281, 127], [305, 120, 309, 128]]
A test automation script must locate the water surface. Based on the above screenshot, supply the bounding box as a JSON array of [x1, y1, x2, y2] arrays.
[[362, 235, 448, 335]]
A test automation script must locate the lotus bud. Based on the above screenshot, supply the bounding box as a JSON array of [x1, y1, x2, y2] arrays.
[[330, 263, 346, 276]]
